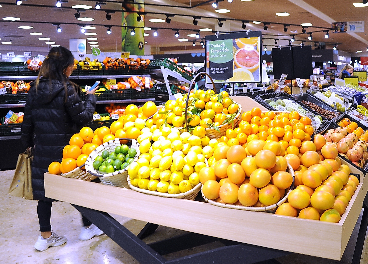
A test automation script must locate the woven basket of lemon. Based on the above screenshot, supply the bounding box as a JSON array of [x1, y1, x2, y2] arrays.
[[201, 144, 295, 212], [127, 126, 203, 200], [85, 138, 140, 187], [182, 72, 242, 139]]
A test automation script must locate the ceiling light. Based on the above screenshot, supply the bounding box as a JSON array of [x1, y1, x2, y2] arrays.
[[57, 25, 62, 33], [3, 17, 20, 21], [366, 47, 368, 51], [39, 37, 50, 41], [153, 29, 158, 37], [196, 31, 200, 38], [165, 15, 171, 24], [263, 23, 269, 30], [301, 23, 312, 27], [51, 45, 60, 47], [216, 9, 230, 13], [2, 41, 12, 44], [18, 26, 33, 29], [74, 11, 80, 19], [242, 21, 247, 29], [200, 28, 212, 32], [200, 40, 204, 46], [333, 45, 337, 50], [78, 17, 94, 22], [302, 27, 306, 34], [82, 26, 96, 30], [30, 32, 42, 35], [80, 27, 86, 33], [187, 33, 197, 38], [324, 30, 329, 38], [193, 17, 199, 26], [16, 0, 22, 5], [276, 12, 290, 16], [95, 2, 101, 9], [178, 38, 188, 42], [291, 35, 295, 42], [353, 2, 368, 7], [212, 1, 218, 8], [144, 27, 151, 31], [106, 12, 112, 20], [149, 18, 165, 23], [300, 41, 304, 47], [241, 0, 254, 1], [228, 0, 233, 2], [264, 46, 267, 51], [253, 21, 261, 24], [308, 33, 312, 40], [72, 5, 92, 9], [87, 37, 98, 40], [46, 42, 55, 45], [107, 27, 112, 34], [193, 41, 196, 46], [84, 32, 97, 36], [174, 30, 179, 37], [130, 28, 135, 36], [56, 1, 61, 7], [89, 42, 98, 45], [144, 33, 149, 36]]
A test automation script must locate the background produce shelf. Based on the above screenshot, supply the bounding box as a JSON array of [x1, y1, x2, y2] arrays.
[[0, 123, 22, 136], [0, 94, 28, 104]]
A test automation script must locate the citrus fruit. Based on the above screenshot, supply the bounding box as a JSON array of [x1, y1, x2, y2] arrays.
[[79, 127, 94, 143], [259, 184, 280, 206], [288, 189, 310, 209], [226, 145, 247, 164], [234, 47, 260, 72], [238, 183, 259, 206], [48, 161, 61, 175], [69, 134, 84, 148], [249, 168, 271, 188], [227, 163, 246, 185], [275, 203, 298, 217], [219, 181, 239, 204], [202, 180, 221, 200]]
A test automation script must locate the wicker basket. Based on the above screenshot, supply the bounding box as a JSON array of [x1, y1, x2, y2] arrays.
[[61, 166, 97, 182], [202, 163, 295, 212], [85, 138, 140, 187], [127, 177, 202, 200]]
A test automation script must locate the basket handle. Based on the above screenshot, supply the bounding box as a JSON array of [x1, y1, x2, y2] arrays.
[[183, 72, 217, 131]]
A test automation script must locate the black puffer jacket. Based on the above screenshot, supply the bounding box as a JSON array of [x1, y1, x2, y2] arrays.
[[21, 78, 96, 200]]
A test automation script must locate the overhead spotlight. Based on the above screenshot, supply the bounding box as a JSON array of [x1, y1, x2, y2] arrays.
[[228, 0, 233, 2], [174, 30, 179, 37], [242, 21, 247, 29], [291, 35, 295, 42], [302, 26, 306, 34], [81, 27, 86, 33], [56, 25, 62, 33], [264, 46, 267, 51], [56, 1, 61, 7], [107, 26, 112, 34], [193, 41, 196, 46], [300, 41, 304, 47], [366, 47, 368, 51], [74, 10, 80, 19], [193, 17, 199, 26], [263, 23, 269, 31], [153, 29, 158, 37], [131, 28, 135, 36], [308, 33, 312, 40], [274, 39, 278, 45], [212, 0, 218, 8], [137, 15, 142, 22], [218, 19, 225, 28], [106, 12, 112, 20], [16, 0, 22, 5], [289, 40, 292, 46], [165, 15, 171, 24], [333, 45, 337, 50], [283, 24, 288, 32], [324, 30, 329, 38], [196, 31, 200, 38], [314, 42, 318, 48], [200, 40, 204, 46], [95, 2, 101, 9]]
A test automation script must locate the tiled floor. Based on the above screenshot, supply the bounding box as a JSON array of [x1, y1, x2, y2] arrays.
[[1, 169, 368, 264]]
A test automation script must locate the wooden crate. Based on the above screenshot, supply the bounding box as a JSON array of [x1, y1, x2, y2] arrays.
[[45, 168, 367, 260]]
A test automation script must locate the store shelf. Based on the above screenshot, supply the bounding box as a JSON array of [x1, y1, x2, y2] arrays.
[[69, 74, 150, 80], [95, 98, 155, 104], [0, 135, 21, 141], [0, 103, 25, 108]]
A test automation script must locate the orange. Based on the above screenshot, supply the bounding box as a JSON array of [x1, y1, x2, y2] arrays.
[[199, 167, 216, 184], [284, 125, 293, 132], [97, 126, 111, 141], [285, 154, 300, 170], [258, 131, 268, 141], [227, 163, 246, 185], [236, 133, 248, 144], [172, 106, 183, 116], [260, 117, 271, 126], [219, 181, 239, 204], [288, 189, 310, 209], [263, 141, 282, 156], [289, 111, 300, 120], [246, 134, 259, 142], [91, 134, 102, 145], [302, 170, 322, 188], [61, 158, 77, 173], [304, 125, 314, 135], [125, 104, 139, 116], [214, 113, 226, 125], [218, 136, 229, 143], [300, 151, 320, 168], [286, 145, 299, 155], [114, 129, 127, 140], [299, 141, 316, 154], [126, 127, 141, 139], [258, 125, 268, 132], [280, 117, 290, 126], [267, 134, 279, 142], [247, 139, 265, 156], [226, 129, 237, 139], [293, 129, 305, 140], [48, 161, 61, 175], [251, 107, 262, 117], [202, 180, 220, 200], [298, 207, 320, 220], [289, 138, 302, 148], [273, 127, 284, 137], [249, 168, 271, 188], [283, 131, 293, 142], [212, 102, 223, 113], [110, 120, 124, 135], [227, 145, 247, 164], [125, 114, 137, 123], [300, 116, 312, 125], [76, 154, 88, 167], [81, 143, 98, 155], [289, 118, 299, 126], [250, 124, 259, 134], [239, 121, 252, 135], [66, 145, 81, 159], [321, 142, 338, 159], [251, 116, 261, 125], [259, 184, 280, 206], [228, 103, 239, 114], [227, 138, 239, 147], [241, 157, 257, 177], [275, 203, 298, 217], [241, 111, 252, 122], [79, 127, 94, 143], [69, 134, 84, 148], [238, 183, 259, 206], [213, 145, 230, 161], [222, 97, 232, 108], [214, 159, 231, 179], [320, 209, 341, 223]]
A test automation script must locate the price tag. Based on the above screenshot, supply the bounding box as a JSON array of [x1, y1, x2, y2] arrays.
[[111, 114, 119, 120], [106, 79, 116, 86], [93, 113, 101, 121], [121, 52, 130, 58], [0, 88, 6, 95]]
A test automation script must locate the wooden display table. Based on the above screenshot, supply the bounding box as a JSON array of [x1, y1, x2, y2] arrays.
[[45, 166, 367, 263]]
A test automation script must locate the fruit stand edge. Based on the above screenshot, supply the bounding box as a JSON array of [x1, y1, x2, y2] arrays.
[[44, 173, 365, 260], [230, 96, 268, 112]]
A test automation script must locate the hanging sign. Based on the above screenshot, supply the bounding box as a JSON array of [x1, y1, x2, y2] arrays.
[[347, 21, 364, 33]]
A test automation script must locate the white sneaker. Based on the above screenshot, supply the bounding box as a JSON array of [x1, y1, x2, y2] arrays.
[[79, 224, 104, 241], [34, 232, 67, 251]]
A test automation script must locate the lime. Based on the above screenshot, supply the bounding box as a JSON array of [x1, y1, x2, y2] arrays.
[[101, 150, 109, 159], [106, 158, 114, 165], [113, 159, 122, 170], [126, 158, 134, 164], [105, 164, 115, 173], [115, 146, 121, 154], [99, 164, 107, 173], [128, 148, 137, 158], [117, 153, 125, 161], [93, 160, 102, 170], [109, 152, 117, 160], [95, 155, 104, 163], [121, 144, 129, 155], [121, 162, 129, 170]]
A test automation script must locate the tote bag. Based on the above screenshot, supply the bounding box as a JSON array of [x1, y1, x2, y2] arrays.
[[8, 149, 33, 200]]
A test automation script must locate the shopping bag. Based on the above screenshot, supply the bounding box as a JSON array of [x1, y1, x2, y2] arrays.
[[8, 149, 33, 200]]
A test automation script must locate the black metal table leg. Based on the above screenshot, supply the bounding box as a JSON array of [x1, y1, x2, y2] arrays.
[[351, 194, 368, 264], [138, 223, 159, 239]]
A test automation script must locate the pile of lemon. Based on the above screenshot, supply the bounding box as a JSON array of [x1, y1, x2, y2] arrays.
[[128, 125, 215, 194]]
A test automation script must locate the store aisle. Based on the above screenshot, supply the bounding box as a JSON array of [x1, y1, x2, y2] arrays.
[[1, 170, 368, 264]]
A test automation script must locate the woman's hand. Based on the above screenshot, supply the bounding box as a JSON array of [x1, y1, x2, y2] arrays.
[[86, 87, 98, 95]]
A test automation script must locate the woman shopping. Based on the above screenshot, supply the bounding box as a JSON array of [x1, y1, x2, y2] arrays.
[[338, 64, 354, 79], [21, 46, 103, 251]]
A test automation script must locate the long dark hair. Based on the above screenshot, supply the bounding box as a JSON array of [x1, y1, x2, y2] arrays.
[[35, 46, 76, 100]]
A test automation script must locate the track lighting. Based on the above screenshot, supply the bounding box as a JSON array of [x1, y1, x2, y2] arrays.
[[193, 41, 196, 46], [56, 1, 61, 7], [333, 45, 337, 50], [264, 46, 267, 51], [106, 12, 112, 20], [324, 30, 329, 38], [107, 26, 112, 34], [218, 19, 225, 28], [212, 0, 218, 8], [131, 28, 135, 36], [302, 26, 306, 34], [300, 41, 304, 47], [366, 47, 368, 51], [228, 0, 233, 2], [308, 33, 312, 40], [74, 10, 80, 19], [200, 40, 204, 46], [16, 0, 22, 5], [95, 2, 101, 9], [283, 24, 289, 32], [242, 21, 247, 29], [274, 39, 278, 45], [291, 35, 295, 42], [196, 31, 200, 38], [153, 29, 158, 37], [166, 15, 171, 24], [263, 23, 269, 31], [193, 17, 199, 26], [174, 30, 179, 37], [81, 27, 86, 33], [56, 25, 62, 33]]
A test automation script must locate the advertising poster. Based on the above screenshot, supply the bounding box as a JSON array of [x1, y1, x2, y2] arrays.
[[122, 0, 144, 55], [206, 31, 261, 83]]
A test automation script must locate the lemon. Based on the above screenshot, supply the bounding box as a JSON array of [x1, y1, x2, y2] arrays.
[[182, 164, 194, 176], [180, 132, 191, 143], [190, 146, 202, 154], [185, 151, 198, 167], [130, 178, 139, 187], [160, 139, 172, 151], [171, 128, 180, 136], [157, 181, 170, 193], [150, 168, 161, 180], [201, 136, 210, 146], [179, 180, 192, 193], [159, 170, 171, 182], [188, 135, 201, 146], [162, 148, 173, 157], [170, 171, 184, 185], [151, 149, 162, 157], [135, 118, 146, 130], [167, 132, 179, 142], [140, 153, 151, 161], [152, 141, 161, 150], [189, 172, 200, 186], [172, 139, 183, 151], [157, 136, 166, 142], [138, 166, 150, 179], [124, 121, 135, 131], [160, 126, 171, 137], [202, 146, 214, 159], [147, 180, 159, 191], [149, 155, 162, 168], [150, 125, 157, 133], [141, 127, 151, 134], [139, 139, 151, 154], [138, 132, 152, 143], [159, 156, 172, 171], [209, 139, 219, 148], [172, 116, 184, 127], [138, 178, 150, 189], [152, 130, 163, 141], [182, 143, 191, 155], [128, 162, 140, 179], [168, 183, 181, 194], [195, 162, 206, 173], [227, 68, 254, 82], [137, 158, 149, 167], [172, 150, 184, 159], [208, 156, 216, 166], [172, 156, 185, 171], [197, 154, 205, 163]]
